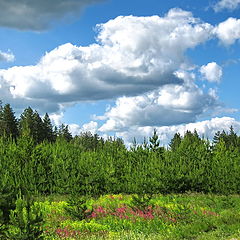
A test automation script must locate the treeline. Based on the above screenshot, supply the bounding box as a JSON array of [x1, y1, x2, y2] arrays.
[[0, 101, 73, 143], [0, 102, 240, 197]]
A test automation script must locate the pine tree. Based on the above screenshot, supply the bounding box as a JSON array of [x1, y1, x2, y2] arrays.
[[149, 128, 160, 151], [19, 107, 45, 143], [142, 137, 148, 150], [228, 126, 238, 148], [169, 133, 181, 151], [19, 107, 35, 136], [0, 103, 18, 139], [213, 131, 221, 145], [33, 110, 45, 143], [57, 124, 72, 142], [149, 128, 164, 156], [42, 113, 54, 142]]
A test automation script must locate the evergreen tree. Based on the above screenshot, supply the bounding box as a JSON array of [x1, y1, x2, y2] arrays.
[[19, 107, 35, 136], [57, 124, 72, 142], [228, 126, 238, 148], [0, 103, 18, 139], [149, 128, 164, 156], [183, 130, 201, 145], [213, 131, 221, 145], [149, 128, 160, 151], [19, 107, 45, 143], [169, 133, 181, 151], [73, 132, 103, 151], [214, 127, 239, 150], [32, 110, 45, 143], [42, 113, 54, 142], [142, 137, 149, 150]]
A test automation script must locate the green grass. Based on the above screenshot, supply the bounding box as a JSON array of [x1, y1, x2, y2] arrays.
[[37, 193, 240, 239]]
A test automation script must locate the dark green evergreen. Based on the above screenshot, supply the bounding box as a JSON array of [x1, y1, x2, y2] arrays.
[[57, 124, 72, 142], [0, 104, 18, 139], [169, 132, 181, 151], [42, 113, 54, 142]]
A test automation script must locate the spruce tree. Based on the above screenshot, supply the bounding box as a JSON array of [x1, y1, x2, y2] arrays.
[[169, 133, 181, 151], [19, 107, 45, 143], [149, 128, 164, 156], [228, 126, 238, 148], [57, 124, 72, 142], [149, 128, 160, 151], [42, 113, 54, 142], [32, 111, 45, 143], [19, 107, 35, 136], [213, 131, 221, 145], [0, 103, 18, 139]]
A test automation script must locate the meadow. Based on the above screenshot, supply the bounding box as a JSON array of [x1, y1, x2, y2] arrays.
[[5, 193, 240, 239]]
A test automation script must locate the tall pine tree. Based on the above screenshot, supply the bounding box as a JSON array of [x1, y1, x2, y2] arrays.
[[0, 103, 18, 139], [169, 133, 182, 151], [42, 113, 54, 142], [57, 124, 72, 142], [19, 107, 45, 143]]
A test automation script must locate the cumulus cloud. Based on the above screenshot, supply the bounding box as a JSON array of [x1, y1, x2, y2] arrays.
[[0, 50, 15, 62], [99, 71, 219, 132], [0, 0, 104, 31], [200, 62, 223, 83], [213, 0, 240, 12], [215, 18, 240, 45], [69, 121, 98, 136], [0, 9, 215, 114], [49, 112, 64, 126], [116, 117, 240, 146]]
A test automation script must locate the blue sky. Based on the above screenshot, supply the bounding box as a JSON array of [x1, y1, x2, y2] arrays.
[[0, 0, 240, 145]]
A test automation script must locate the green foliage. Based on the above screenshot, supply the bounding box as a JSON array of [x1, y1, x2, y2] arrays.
[[39, 194, 240, 239], [2, 101, 240, 239], [130, 194, 153, 211], [0, 188, 17, 239], [7, 197, 44, 240], [56, 124, 72, 142], [42, 113, 55, 142], [0, 104, 18, 140], [1, 102, 240, 197], [64, 195, 93, 221], [169, 132, 181, 151], [1, 125, 240, 196]]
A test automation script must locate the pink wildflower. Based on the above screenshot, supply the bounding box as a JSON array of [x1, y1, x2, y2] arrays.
[[95, 206, 106, 213], [116, 207, 127, 213], [91, 212, 97, 218]]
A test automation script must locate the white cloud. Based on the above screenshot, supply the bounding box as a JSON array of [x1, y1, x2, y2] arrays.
[[0, 9, 215, 114], [81, 121, 98, 133], [0, 0, 104, 30], [69, 121, 98, 136], [0, 50, 15, 62], [213, 0, 240, 12], [49, 112, 64, 126], [200, 62, 223, 83], [116, 117, 240, 146], [68, 124, 81, 136], [99, 71, 219, 132], [215, 18, 240, 45]]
